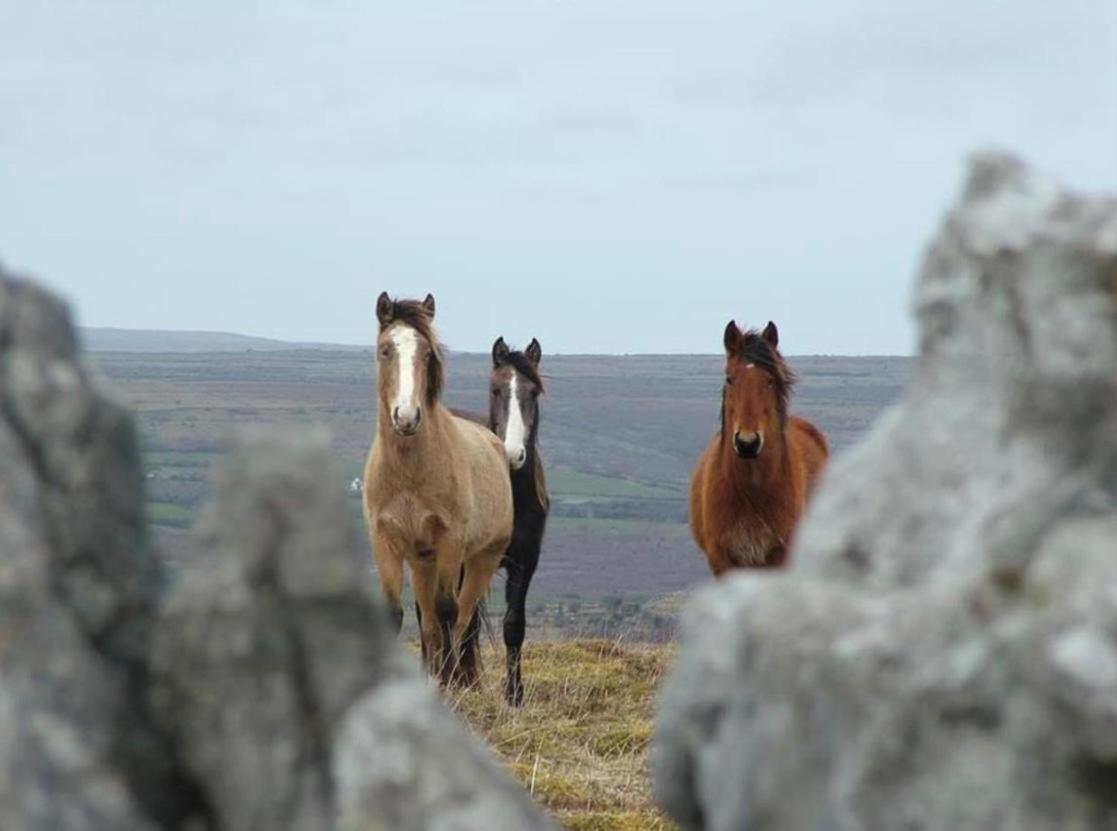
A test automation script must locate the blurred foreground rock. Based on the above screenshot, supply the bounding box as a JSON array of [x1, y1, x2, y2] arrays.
[[0, 269, 552, 829], [655, 154, 1117, 831]]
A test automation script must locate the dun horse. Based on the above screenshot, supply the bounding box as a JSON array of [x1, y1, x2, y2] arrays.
[[689, 320, 828, 573], [485, 336, 549, 706], [363, 293, 513, 685]]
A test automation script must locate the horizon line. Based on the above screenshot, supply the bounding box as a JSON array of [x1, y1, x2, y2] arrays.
[[79, 325, 914, 359]]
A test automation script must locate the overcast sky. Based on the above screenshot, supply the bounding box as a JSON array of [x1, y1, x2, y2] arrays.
[[2, 2, 1114, 354]]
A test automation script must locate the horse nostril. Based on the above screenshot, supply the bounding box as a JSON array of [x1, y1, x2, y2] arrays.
[[733, 431, 763, 459], [516, 449, 526, 465], [392, 406, 421, 433]]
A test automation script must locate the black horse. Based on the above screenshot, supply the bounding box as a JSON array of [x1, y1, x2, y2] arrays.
[[452, 338, 548, 703], [484, 336, 549, 705]]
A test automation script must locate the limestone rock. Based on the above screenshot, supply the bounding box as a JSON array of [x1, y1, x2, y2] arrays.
[[151, 431, 553, 830], [0, 272, 189, 830], [0, 267, 553, 830], [654, 155, 1117, 831]]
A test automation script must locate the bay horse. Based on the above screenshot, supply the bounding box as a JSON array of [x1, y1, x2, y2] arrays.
[[486, 336, 549, 706], [689, 320, 828, 573], [362, 292, 513, 686]]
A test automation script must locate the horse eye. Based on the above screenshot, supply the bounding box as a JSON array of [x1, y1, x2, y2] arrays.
[[379, 346, 390, 359], [725, 376, 733, 385], [767, 377, 775, 387], [491, 388, 500, 398]]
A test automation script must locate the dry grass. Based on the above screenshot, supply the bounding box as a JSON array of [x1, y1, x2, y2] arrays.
[[446, 638, 678, 830]]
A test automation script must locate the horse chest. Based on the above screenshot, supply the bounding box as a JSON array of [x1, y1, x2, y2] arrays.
[[372, 491, 456, 549], [720, 519, 782, 567]]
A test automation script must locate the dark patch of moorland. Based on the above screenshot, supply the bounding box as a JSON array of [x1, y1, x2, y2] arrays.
[[89, 345, 910, 610]]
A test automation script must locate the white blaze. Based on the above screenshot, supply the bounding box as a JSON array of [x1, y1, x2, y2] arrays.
[[391, 326, 420, 423], [504, 372, 527, 468]]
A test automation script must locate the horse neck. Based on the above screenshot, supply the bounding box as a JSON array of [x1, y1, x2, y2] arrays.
[[717, 422, 791, 501]]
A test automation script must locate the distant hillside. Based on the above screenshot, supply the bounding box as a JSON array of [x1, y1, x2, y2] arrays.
[[80, 327, 366, 353], [92, 348, 913, 601]]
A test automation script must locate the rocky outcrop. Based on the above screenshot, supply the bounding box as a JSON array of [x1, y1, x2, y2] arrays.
[[0, 268, 552, 829], [0, 276, 190, 830], [655, 154, 1117, 831], [150, 432, 552, 831]]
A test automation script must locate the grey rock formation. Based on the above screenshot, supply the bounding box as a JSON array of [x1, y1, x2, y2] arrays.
[[0, 267, 552, 829], [0, 274, 176, 830], [655, 154, 1117, 831], [152, 431, 553, 831]]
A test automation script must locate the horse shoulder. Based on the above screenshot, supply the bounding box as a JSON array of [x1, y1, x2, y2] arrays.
[[361, 443, 392, 509], [451, 416, 514, 541], [788, 416, 829, 460], [688, 436, 720, 553], [787, 417, 830, 501]]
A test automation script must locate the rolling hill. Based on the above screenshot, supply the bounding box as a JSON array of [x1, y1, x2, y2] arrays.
[[90, 341, 911, 610]]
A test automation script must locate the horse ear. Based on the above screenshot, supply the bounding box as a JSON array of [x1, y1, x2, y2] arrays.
[[422, 293, 436, 318], [723, 320, 742, 354], [762, 320, 779, 349], [492, 336, 510, 367], [525, 338, 542, 366], [376, 292, 393, 327]]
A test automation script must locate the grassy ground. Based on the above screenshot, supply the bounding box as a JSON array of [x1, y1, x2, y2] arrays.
[[448, 639, 677, 830]]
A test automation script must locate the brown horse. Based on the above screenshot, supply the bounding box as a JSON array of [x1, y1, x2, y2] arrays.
[[689, 320, 828, 574], [362, 292, 513, 685]]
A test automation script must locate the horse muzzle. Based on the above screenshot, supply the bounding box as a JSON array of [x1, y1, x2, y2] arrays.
[[392, 406, 422, 436], [506, 445, 527, 471], [733, 430, 763, 459]]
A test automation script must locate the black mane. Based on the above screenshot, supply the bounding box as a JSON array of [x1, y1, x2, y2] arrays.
[[496, 349, 545, 393]]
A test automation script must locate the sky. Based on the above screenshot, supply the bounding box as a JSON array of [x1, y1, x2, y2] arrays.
[[1, 2, 1114, 355]]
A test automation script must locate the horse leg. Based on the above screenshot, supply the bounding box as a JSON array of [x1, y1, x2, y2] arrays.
[[433, 552, 463, 688], [414, 601, 426, 663], [411, 558, 444, 678], [372, 529, 405, 634], [708, 544, 736, 576], [452, 545, 503, 689], [503, 539, 541, 706], [412, 565, 440, 677], [456, 593, 484, 689], [765, 544, 789, 568]]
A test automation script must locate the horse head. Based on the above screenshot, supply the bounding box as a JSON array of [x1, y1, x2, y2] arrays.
[[490, 336, 544, 470], [375, 292, 443, 436], [721, 320, 794, 460]]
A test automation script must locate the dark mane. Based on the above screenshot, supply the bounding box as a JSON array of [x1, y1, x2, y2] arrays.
[[720, 330, 796, 436], [495, 349, 545, 393], [380, 298, 444, 404]]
